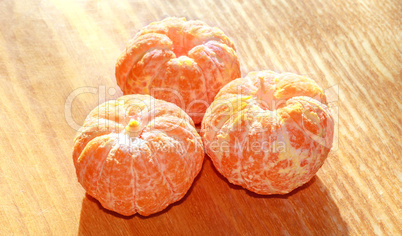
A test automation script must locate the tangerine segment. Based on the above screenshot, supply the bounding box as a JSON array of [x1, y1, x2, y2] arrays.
[[73, 95, 204, 216], [136, 17, 187, 55], [76, 135, 116, 195], [95, 143, 137, 216], [124, 48, 175, 95], [182, 19, 235, 51], [116, 33, 173, 93], [116, 17, 241, 124], [72, 118, 123, 168], [132, 143, 173, 216], [188, 41, 240, 103], [149, 56, 209, 124], [142, 116, 203, 202], [201, 70, 334, 195], [142, 129, 191, 202]]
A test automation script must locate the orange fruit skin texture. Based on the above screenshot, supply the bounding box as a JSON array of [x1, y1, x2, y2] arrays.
[[115, 17, 241, 124], [72, 95, 204, 216], [201, 71, 334, 195]]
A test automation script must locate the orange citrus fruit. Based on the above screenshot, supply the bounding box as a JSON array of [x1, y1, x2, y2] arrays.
[[72, 95, 204, 216], [201, 71, 334, 195], [115, 17, 241, 124]]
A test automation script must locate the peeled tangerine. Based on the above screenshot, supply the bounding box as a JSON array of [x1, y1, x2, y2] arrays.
[[201, 71, 334, 195], [73, 95, 204, 216], [115, 17, 241, 124]]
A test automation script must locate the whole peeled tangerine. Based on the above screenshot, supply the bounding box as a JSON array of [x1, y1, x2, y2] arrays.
[[201, 71, 334, 195], [115, 17, 241, 124], [73, 95, 204, 216]]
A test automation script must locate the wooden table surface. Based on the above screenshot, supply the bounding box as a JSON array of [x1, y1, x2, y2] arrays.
[[0, 0, 400, 235]]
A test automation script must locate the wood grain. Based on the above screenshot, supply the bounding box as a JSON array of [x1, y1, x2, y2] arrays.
[[0, 0, 400, 235]]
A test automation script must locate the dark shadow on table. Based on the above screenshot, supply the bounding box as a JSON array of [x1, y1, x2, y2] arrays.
[[78, 158, 349, 235], [206, 158, 349, 235]]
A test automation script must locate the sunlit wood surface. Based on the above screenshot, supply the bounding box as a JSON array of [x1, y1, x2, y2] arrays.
[[0, 0, 400, 235]]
